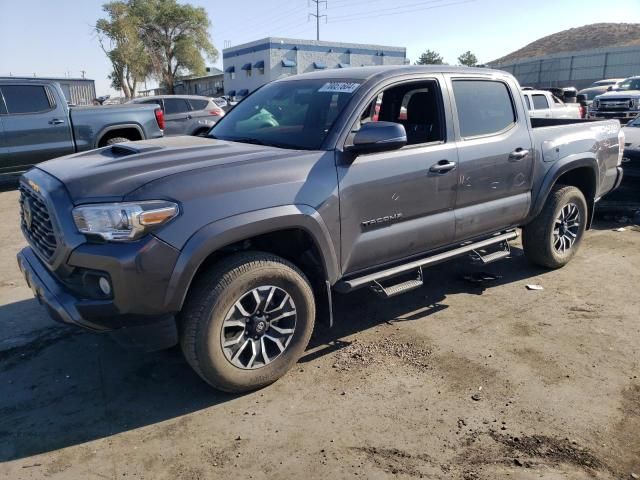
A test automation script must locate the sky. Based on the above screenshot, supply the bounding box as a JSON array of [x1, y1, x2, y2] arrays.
[[1, 0, 640, 96]]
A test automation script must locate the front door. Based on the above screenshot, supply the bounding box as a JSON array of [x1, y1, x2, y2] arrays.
[[337, 78, 459, 275], [0, 83, 74, 173], [163, 97, 194, 135], [448, 77, 534, 240]]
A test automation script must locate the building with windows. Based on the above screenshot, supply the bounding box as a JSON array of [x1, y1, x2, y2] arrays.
[[222, 37, 407, 98], [2, 76, 96, 105], [174, 67, 224, 97]]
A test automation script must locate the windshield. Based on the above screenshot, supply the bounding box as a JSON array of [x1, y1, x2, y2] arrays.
[[615, 78, 640, 91], [591, 80, 615, 87], [579, 89, 603, 100], [628, 115, 640, 127], [209, 79, 361, 150]]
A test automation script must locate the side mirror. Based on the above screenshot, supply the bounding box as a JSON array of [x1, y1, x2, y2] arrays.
[[347, 121, 407, 155], [607, 86, 613, 91]]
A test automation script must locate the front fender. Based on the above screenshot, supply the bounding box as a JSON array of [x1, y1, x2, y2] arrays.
[[527, 155, 599, 223], [163, 204, 340, 311]]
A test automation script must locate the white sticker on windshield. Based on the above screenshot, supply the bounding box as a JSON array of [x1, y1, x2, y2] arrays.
[[318, 82, 361, 93]]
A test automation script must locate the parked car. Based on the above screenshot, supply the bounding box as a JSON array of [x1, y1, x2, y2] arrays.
[[522, 89, 584, 118], [600, 114, 640, 206], [0, 78, 164, 179], [578, 78, 625, 106], [17, 65, 623, 392], [211, 97, 228, 109], [128, 95, 225, 136], [588, 76, 640, 122]]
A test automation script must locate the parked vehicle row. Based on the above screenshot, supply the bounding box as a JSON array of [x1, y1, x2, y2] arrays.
[[16, 65, 624, 392], [0, 78, 164, 179], [588, 76, 640, 122], [128, 95, 225, 136]]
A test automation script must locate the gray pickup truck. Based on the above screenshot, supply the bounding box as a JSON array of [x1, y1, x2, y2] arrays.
[[0, 78, 164, 179], [16, 66, 623, 392]]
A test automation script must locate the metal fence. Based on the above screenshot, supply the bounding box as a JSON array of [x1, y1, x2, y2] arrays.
[[491, 45, 640, 89]]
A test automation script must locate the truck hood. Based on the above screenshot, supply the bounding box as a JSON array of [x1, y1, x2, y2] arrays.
[[36, 136, 305, 202], [597, 89, 640, 99]]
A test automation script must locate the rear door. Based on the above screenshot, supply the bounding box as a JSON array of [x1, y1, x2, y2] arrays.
[[448, 76, 533, 241], [163, 97, 194, 135], [0, 83, 74, 172]]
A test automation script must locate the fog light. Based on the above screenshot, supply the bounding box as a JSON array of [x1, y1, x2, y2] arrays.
[[98, 277, 112, 296]]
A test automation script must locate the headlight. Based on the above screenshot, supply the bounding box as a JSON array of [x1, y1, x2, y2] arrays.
[[592, 99, 600, 109], [72, 201, 179, 241], [633, 98, 640, 109]]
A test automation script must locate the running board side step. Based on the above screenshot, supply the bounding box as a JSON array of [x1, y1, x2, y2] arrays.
[[335, 231, 518, 294], [471, 240, 511, 264], [371, 268, 424, 298]]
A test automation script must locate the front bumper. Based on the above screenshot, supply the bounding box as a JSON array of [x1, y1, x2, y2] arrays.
[[17, 244, 179, 333]]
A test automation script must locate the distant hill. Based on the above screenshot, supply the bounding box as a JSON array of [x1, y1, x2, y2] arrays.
[[491, 23, 640, 65]]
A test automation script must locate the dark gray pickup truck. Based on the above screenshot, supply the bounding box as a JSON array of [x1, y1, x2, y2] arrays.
[[0, 78, 164, 179], [16, 66, 624, 392]]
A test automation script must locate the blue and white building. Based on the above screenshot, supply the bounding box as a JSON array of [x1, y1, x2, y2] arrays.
[[222, 37, 407, 97]]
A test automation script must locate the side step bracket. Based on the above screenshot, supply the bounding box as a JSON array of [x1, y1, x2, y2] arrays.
[[371, 268, 423, 298], [335, 231, 518, 294]]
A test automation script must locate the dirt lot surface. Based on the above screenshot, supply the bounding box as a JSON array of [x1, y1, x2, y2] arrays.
[[0, 187, 638, 480]]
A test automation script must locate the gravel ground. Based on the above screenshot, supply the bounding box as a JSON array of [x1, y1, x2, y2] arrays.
[[0, 187, 638, 480]]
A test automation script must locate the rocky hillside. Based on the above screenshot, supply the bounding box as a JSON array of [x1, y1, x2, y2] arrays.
[[491, 23, 640, 65]]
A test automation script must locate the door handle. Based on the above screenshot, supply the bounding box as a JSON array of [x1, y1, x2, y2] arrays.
[[186, 115, 192, 119], [49, 119, 64, 125], [429, 160, 457, 173], [509, 148, 530, 161]]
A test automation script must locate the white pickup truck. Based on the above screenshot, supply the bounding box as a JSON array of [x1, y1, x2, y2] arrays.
[[522, 89, 583, 119]]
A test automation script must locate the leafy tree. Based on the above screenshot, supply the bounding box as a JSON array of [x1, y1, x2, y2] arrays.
[[415, 50, 444, 65], [458, 51, 478, 67], [131, 0, 218, 94], [96, 1, 151, 99]]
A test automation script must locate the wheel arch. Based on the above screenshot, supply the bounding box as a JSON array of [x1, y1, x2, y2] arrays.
[[164, 205, 340, 312], [529, 156, 599, 229], [95, 123, 145, 147]]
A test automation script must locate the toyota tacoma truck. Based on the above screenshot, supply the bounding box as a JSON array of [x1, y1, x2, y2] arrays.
[[16, 66, 624, 392], [0, 78, 164, 180]]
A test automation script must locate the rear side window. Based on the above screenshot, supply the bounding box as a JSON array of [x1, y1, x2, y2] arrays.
[[532, 94, 549, 110], [524, 95, 531, 110], [189, 99, 210, 110], [452, 80, 516, 138], [0, 94, 6, 115], [164, 98, 191, 114], [1, 85, 53, 114]]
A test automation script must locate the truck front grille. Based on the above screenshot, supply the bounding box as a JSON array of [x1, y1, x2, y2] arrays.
[[599, 98, 632, 111], [19, 184, 58, 261]]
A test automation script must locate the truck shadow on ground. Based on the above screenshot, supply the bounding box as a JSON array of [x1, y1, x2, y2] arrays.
[[0, 247, 545, 462]]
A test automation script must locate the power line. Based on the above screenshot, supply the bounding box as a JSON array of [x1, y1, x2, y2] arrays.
[[309, 0, 327, 41], [331, 0, 476, 23]]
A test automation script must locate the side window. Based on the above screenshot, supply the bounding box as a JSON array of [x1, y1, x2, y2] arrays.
[[524, 95, 531, 110], [532, 94, 549, 110], [189, 99, 209, 110], [163, 98, 191, 114], [1, 85, 54, 114], [452, 80, 516, 138], [0, 94, 7, 115], [352, 80, 444, 146]]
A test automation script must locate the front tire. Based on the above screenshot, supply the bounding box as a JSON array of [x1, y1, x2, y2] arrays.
[[522, 185, 588, 269], [179, 252, 315, 392]]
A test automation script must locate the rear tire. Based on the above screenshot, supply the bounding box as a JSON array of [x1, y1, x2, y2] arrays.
[[522, 185, 588, 269], [179, 252, 315, 392], [105, 136, 131, 146]]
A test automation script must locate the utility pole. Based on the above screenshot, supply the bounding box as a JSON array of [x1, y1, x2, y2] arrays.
[[309, 0, 327, 41], [81, 70, 86, 79]]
